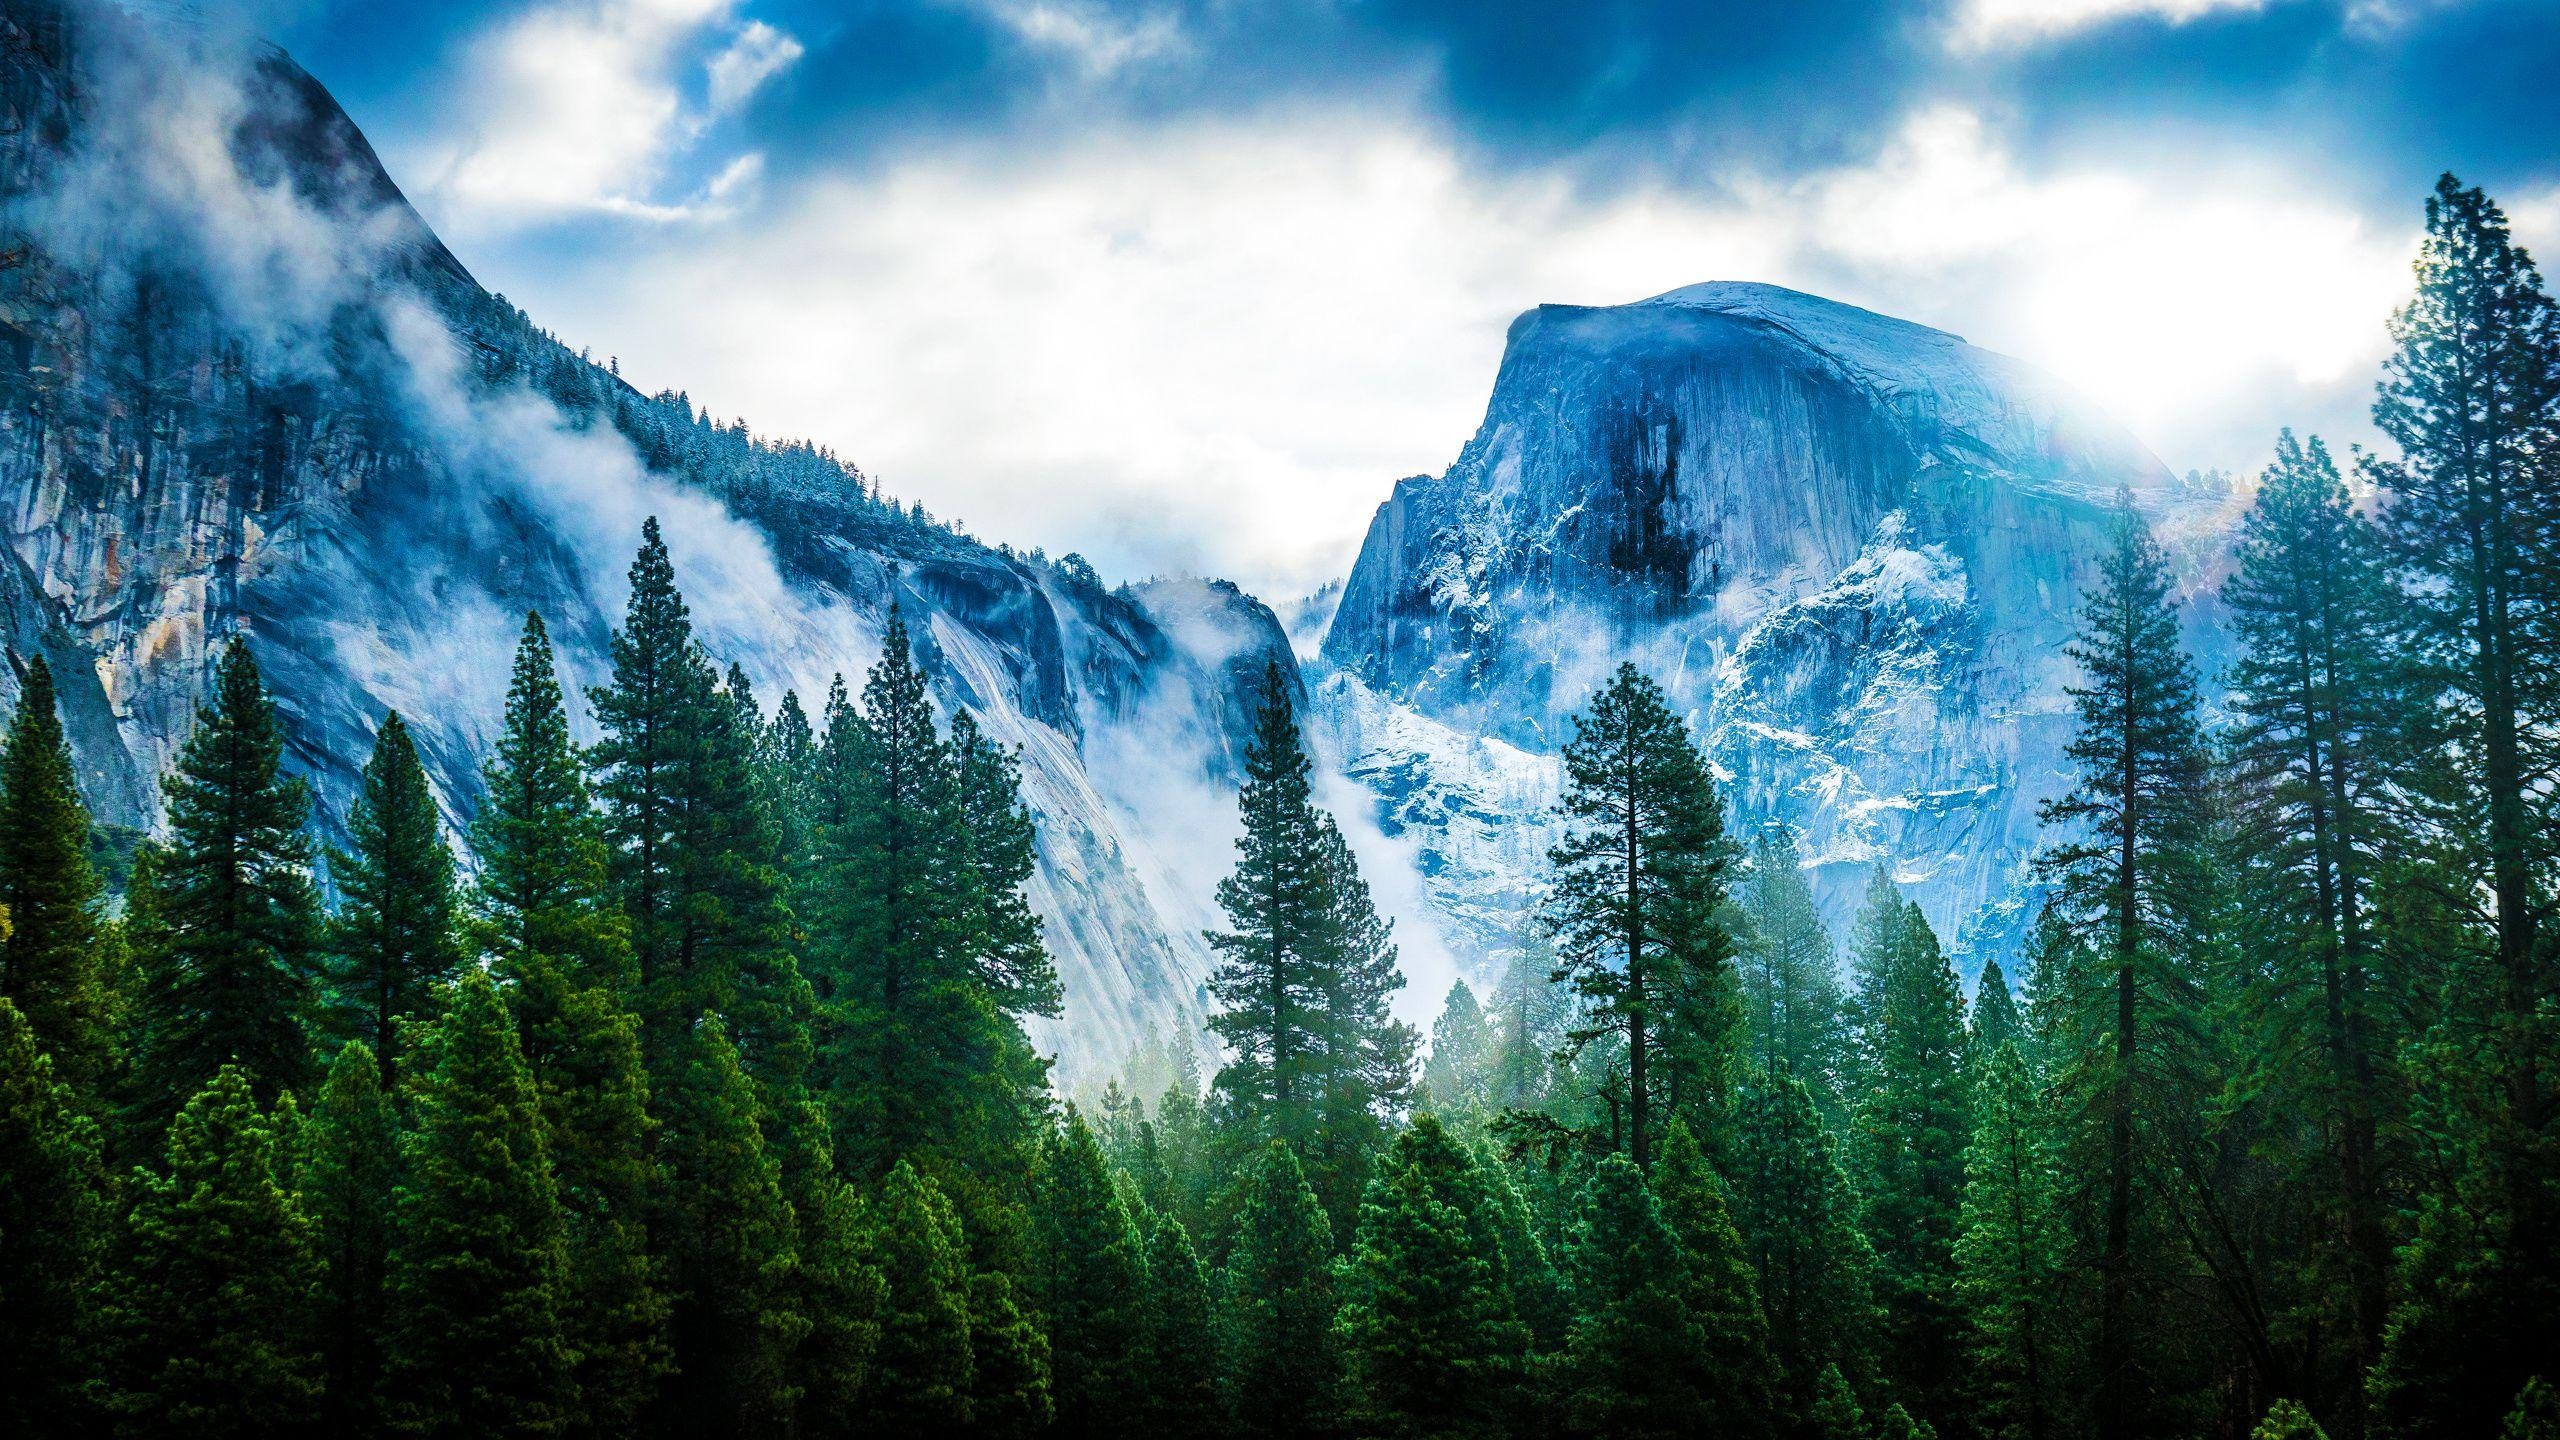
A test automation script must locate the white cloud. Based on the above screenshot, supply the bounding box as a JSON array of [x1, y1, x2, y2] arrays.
[[498, 102, 2418, 598], [970, 0, 1186, 77], [1952, 0, 2268, 50], [418, 0, 800, 230]]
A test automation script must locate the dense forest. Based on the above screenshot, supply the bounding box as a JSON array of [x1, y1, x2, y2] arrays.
[[4, 175, 2560, 1440]]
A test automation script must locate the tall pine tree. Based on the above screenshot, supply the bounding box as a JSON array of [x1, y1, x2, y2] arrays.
[[1222, 1140, 1341, 1440], [0, 656, 109, 1090], [0, 995, 109, 1434], [1545, 663, 1736, 1169], [327, 711, 462, 1086], [298, 1041, 400, 1430]]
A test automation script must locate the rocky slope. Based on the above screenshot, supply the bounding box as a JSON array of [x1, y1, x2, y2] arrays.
[[0, 3, 1284, 1075], [1319, 281, 2218, 973]]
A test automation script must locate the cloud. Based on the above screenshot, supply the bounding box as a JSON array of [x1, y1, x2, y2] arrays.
[[513, 98, 2417, 601], [1951, 0, 2269, 49], [417, 0, 801, 230]]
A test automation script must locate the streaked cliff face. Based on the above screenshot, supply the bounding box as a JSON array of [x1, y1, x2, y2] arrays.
[[1318, 282, 2214, 974], [0, 7, 1290, 1078]]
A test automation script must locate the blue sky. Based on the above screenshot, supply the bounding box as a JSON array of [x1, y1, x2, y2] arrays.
[[274, 0, 2560, 595]]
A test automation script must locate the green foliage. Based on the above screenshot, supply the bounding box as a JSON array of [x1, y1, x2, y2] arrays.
[[2506, 1379, 2560, 1440], [1560, 1153, 1711, 1439], [861, 1159, 978, 1433], [1736, 829, 1849, 1112], [327, 711, 462, 1085], [385, 970, 576, 1438], [1845, 879, 1970, 1424], [1143, 1213, 1226, 1437], [969, 1269, 1056, 1439], [1727, 1069, 1876, 1409], [1035, 1108, 1150, 1434], [98, 1064, 323, 1436], [1654, 1119, 1777, 1436], [650, 1015, 803, 1436], [1545, 662, 1737, 1169], [2254, 1398, 2331, 1439], [1955, 1039, 2071, 1440], [127, 643, 324, 1128], [1421, 978, 1497, 1116], [1208, 662, 1417, 1232], [1223, 1140, 1341, 1439], [0, 995, 109, 1433], [0, 656, 110, 1089], [298, 1041, 400, 1429], [1334, 1124, 1525, 1439], [1807, 1362, 1864, 1440]]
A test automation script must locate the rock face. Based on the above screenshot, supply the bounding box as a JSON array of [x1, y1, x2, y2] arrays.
[[1319, 282, 2192, 972], [0, 5, 1282, 1075]]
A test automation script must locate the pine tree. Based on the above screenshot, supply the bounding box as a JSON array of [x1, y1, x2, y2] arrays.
[[127, 642, 324, 1128], [1956, 1038, 2070, 1440], [2366, 176, 2560, 1440], [1545, 662, 1736, 1170], [651, 1015, 803, 1437], [1970, 958, 2025, 1060], [0, 655, 109, 1089], [1559, 1153, 1711, 1438], [476, 615, 668, 1436], [1335, 1157, 1519, 1440], [1035, 1108, 1150, 1436], [327, 711, 461, 1086], [818, 608, 1049, 1188], [1143, 1213, 1225, 1438], [2034, 500, 2214, 1438], [1807, 1362, 1866, 1440], [386, 970, 576, 1439], [862, 1159, 977, 1434], [1849, 883, 1972, 1426], [1654, 1119, 1778, 1437], [2509, 1379, 2560, 1440], [1737, 829, 1849, 1109], [0, 995, 109, 1434], [298, 1041, 400, 1430], [1421, 978, 1497, 1116], [1727, 1069, 1878, 1409], [99, 1064, 323, 1436], [1222, 1140, 1340, 1440], [2221, 428, 2414, 1425], [1207, 662, 1414, 1231], [783, 1155, 886, 1429], [968, 1268, 1056, 1438], [2255, 1399, 2332, 1439], [1487, 933, 1572, 1114], [593, 518, 708, 1043]]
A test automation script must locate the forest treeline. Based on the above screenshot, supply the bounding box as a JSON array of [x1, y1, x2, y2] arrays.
[[4, 176, 2560, 1440]]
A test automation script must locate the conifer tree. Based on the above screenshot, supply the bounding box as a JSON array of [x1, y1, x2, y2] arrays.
[[2509, 1380, 2560, 1440], [593, 519, 707, 1040], [0, 995, 109, 1434], [788, 1161, 887, 1429], [1956, 1038, 2070, 1440], [1560, 1153, 1712, 1438], [1654, 1119, 1778, 1437], [819, 608, 1049, 1186], [862, 1159, 977, 1433], [386, 970, 576, 1439], [2255, 1399, 2332, 1440], [1808, 1363, 1866, 1440], [1727, 1069, 1878, 1409], [1545, 662, 1736, 1169], [1207, 662, 1414, 1229], [99, 1064, 323, 1435], [2035, 501, 2214, 1438], [1487, 933, 1572, 1114], [1035, 1108, 1150, 1436], [969, 1269, 1056, 1439], [651, 1015, 803, 1437], [299, 1041, 400, 1430], [1969, 958, 2025, 1060], [1222, 1140, 1340, 1440], [1144, 1212, 1226, 1438], [1737, 829, 1849, 1107], [1421, 978, 1497, 1116], [1335, 1157, 1519, 1440], [2366, 176, 2560, 1439], [127, 642, 324, 1127], [1849, 884, 1972, 1426], [327, 711, 461, 1086], [0, 656, 109, 1089]]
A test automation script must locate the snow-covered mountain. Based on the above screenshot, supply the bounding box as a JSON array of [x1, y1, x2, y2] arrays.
[[0, 7, 1283, 1076], [1318, 281, 2218, 975]]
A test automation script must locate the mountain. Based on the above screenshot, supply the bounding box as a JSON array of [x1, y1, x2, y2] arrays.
[[0, 4, 1287, 1076], [1317, 281, 2225, 973]]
